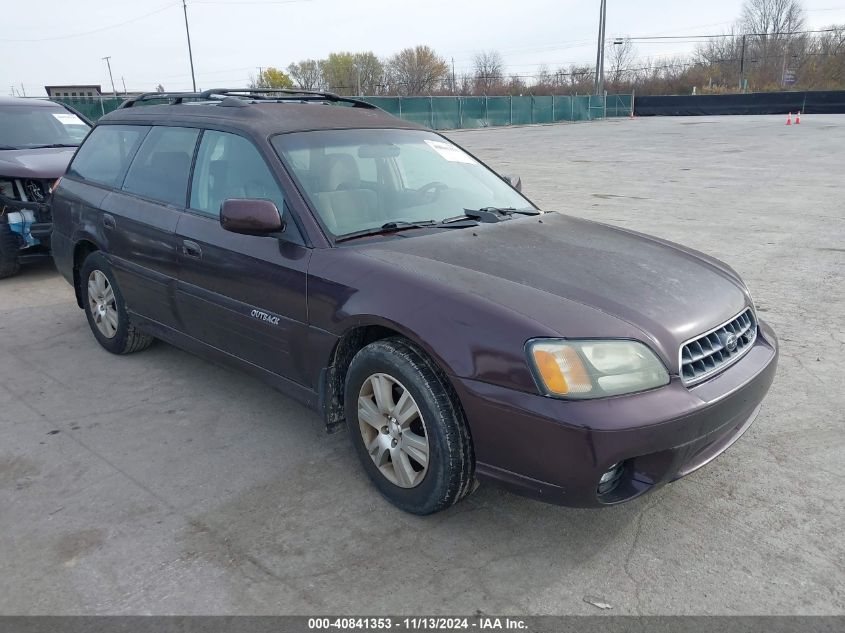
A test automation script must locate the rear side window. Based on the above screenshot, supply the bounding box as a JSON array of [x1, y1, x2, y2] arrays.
[[67, 125, 149, 187], [190, 130, 284, 217], [122, 126, 200, 207]]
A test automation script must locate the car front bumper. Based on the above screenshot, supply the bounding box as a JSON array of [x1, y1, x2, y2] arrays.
[[452, 319, 779, 507]]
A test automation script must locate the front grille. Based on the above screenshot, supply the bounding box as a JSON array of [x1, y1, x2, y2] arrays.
[[681, 308, 757, 385]]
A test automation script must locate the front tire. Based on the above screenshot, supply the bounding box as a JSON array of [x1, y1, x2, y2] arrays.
[[345, 338, 475, 515], [80, 252, 153, 355]]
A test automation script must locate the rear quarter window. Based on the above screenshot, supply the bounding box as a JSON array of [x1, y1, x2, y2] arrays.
[[67, 125, 149, 188], [122, 126, 199, 207]]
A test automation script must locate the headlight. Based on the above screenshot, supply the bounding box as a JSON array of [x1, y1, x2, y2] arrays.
[[527, 339, 669, 399]]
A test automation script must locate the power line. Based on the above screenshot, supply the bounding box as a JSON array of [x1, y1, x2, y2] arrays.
[[624, 27, 844, 42]]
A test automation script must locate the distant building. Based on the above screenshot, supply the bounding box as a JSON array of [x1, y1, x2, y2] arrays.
[[44, 85, 103, 99], [44, 85, 146, 101]]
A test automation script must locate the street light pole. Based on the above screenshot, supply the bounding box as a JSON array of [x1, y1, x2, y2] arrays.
[[102, 56, 117, 96], [182, 0, 197, 92], [594, 0, 607, 95]]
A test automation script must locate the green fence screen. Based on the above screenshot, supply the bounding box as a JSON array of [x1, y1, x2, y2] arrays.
[[53, 97, 124, 122], [53, 94, 633, 129]]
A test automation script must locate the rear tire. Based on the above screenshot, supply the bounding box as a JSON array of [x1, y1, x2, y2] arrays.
[[345, 338, 475, 515], [80, 251, 153, 355], [0, 221, 21, 279]]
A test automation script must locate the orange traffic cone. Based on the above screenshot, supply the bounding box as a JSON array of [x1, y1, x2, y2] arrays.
[[795, 111, 801, 124], [786, 112, 792, 125]]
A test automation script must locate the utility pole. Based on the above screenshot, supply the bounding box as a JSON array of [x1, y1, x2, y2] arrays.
[[121, 76, 127, 95], [102, 56, 117, 96], [182, 0, 197, 92], [356, 63, 361, 96], [594, 0, 607, 95], [738, 34, 747, 93]]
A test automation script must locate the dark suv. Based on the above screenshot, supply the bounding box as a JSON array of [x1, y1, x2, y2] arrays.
[[51, 89, 778, 515]]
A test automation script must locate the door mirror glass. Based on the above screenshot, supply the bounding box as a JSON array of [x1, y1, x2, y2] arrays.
[[501, 173, 522, 192], [220, 199, 283, 235]]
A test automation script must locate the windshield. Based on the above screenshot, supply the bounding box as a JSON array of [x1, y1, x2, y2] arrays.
[[0, 104, 91, 149], [272, 129, 536, 237]]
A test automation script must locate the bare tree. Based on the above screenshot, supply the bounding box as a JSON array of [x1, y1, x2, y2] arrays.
[[473, 50, 504, 94], [740, 0, 806, 84], [386, 46, 448, 95], [560, 64, 594, 93], [354, 52, 385, 95], [456, 72, 474, 96], [506, 74, 525, 95], [533, 64, 553, 93], [287, 59, 324, 91], [741, 0, 805, 36], [607, 38, 636, 89]]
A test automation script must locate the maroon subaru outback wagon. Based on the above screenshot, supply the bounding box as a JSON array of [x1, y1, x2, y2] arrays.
[[51, 89, 778, 515]]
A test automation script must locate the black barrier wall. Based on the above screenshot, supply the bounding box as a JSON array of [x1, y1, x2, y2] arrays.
[[634, 90, 845, 116]]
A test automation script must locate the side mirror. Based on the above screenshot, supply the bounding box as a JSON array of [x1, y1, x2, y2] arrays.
[[501, 173, 522, 192], [220, 199, 283, 236]]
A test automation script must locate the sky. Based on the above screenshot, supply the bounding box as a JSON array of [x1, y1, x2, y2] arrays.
[[4, 0, 845, 96]]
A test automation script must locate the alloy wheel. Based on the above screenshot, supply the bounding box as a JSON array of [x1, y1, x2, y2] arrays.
[[357, 373, 430, 488], [87, 270, 118, 339]]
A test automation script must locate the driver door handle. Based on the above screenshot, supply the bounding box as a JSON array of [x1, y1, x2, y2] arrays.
[[181, 240, 202, 259]]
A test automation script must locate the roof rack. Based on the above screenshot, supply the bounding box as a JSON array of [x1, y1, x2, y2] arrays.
[[117, 92, 204, 108], [118, 88, 376, 110]]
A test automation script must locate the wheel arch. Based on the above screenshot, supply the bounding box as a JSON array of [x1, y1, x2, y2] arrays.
[[72, 238, 100, 308], [320, 318, 464, 434]]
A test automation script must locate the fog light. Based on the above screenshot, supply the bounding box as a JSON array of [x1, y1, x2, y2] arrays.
[[598, 462, 624, 495]]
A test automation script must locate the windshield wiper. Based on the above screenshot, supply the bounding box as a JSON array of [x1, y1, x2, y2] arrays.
[[335, 217, 483, 243], [28, 143, 78, 149], [464, 207, 541, 218], [0, 145, 21, 150], [335, 220, 437, 243]]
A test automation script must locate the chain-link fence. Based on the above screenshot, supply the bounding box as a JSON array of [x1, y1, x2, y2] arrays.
[[49, 93, 634, 129]]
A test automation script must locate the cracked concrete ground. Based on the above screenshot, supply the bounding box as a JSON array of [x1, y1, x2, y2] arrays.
[[1, 115, 843, 615]]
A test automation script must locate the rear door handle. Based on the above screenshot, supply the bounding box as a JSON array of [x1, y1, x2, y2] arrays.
[[181, 240, 202, 259], [103, 213, 116, 230]]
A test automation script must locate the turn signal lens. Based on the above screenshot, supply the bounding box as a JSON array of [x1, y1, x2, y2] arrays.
[[527, 339, 669, 399], [530, 344, 593, 397], [532, 350, 570, 394]]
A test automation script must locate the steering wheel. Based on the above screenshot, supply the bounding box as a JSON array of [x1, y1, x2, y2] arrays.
[[416, 181, 449, 202]]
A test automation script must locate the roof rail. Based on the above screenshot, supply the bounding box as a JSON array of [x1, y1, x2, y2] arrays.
[[117, 88, 376, 110], [118, 92, 203, 109], [198, 88, 376, 109]]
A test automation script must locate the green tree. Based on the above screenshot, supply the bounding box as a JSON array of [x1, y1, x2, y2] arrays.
[[321, 52, 357, 95], [320, 52, 384, 95], [250, 67, 294, 90]]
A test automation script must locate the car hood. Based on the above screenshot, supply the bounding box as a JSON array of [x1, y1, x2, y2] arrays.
[[359, 213, 750, 372], [0, 147, 76, 179]]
